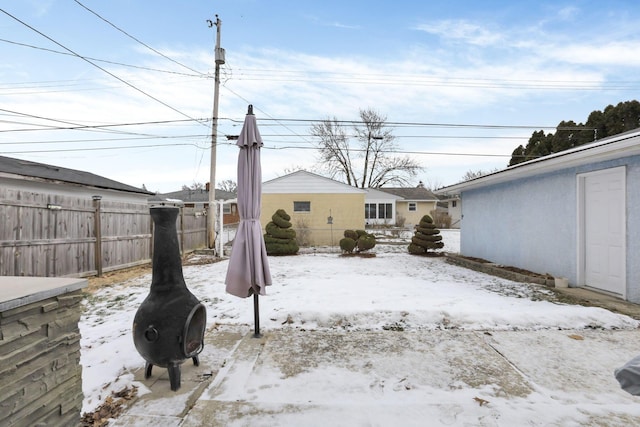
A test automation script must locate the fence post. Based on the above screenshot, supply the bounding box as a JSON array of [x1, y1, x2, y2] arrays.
[[92, 195, 103, 277]]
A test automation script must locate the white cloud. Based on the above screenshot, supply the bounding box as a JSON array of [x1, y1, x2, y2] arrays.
[[327, 21, 361, 30], [557, 6, 580, 21], [414, 20, 503, 46], [27, 0, 54, 17], [549, 41, 640, 67]]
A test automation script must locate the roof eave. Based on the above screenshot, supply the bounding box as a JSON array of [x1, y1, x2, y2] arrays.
[[0, 171, 153, 195], [435, 131, 640, 195]]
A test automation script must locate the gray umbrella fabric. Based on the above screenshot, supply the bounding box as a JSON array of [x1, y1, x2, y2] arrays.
[[225, 106, 272, 301]]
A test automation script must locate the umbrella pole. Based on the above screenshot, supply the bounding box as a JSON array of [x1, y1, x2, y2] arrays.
[[253, 293, 262, 338]]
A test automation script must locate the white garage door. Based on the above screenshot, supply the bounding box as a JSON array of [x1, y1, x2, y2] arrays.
[[582, 167, 626, 296]]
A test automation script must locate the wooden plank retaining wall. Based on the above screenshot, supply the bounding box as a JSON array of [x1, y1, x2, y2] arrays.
[[0, 188, 208, 277]]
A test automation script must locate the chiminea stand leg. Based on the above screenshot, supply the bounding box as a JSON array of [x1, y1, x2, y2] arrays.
[[192, 356, 200, 366], [145, 362, 153, 379], [168, 362, 181, 391]]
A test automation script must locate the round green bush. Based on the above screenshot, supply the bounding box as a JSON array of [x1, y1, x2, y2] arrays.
[[355, 229, 368, 238], [343, 229, 358, 240], [357, 235, 376, 252], [339, 237, 357, 253]]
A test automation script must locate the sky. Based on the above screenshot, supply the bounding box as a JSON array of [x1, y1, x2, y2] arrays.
[[79, 230, 640, 423], [2, 1, 640, 193]]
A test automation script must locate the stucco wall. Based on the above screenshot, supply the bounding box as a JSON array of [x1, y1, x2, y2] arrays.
[[460, 155, 640, 302], [261, 193, 365, 246], [621, 156, 640, 302]]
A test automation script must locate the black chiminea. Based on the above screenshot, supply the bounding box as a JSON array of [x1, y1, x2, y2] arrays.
[[133, 206, 207, 391]]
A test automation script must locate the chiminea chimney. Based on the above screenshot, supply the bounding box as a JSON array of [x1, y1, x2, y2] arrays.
[[132, 206, 206, 391]]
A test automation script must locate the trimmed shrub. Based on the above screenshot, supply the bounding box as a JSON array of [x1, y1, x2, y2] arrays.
[[357, 234, 376, 252], [343, 229, 358, 240], [339, 237, 357, 253], [340, 229, 376, 254], [265, 222, 296, 240], [271, 209, 292, 228], [408, 215, 444, 255], [264, 209, 299, 255]]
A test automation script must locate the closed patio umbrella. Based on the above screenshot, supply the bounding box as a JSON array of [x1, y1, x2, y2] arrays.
[[224, 105, 272, 337]]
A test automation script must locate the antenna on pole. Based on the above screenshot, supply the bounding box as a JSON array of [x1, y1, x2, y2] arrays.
[[207, 14, 225, 254]]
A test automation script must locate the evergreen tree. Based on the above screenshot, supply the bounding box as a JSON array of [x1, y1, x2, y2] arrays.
[[264, 209, 299, 255], [408, 215, 444, 255], [509, 100, 640, 166]]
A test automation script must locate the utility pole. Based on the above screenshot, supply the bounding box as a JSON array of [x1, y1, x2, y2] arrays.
[[207, 15, 224, 252]]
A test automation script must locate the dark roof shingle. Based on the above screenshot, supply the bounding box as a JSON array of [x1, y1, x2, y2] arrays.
[[0, 155, 152, 195], [377, 187, 438, 201], [150, 188, 236, 202]]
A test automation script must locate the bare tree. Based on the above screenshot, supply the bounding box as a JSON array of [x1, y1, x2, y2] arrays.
[[282, 165, 308, 175], [422, 177, 443, 191], [311, 118, 357, 186], [311, 108, 423, 188], [182, 181, 205, 191], [218, 179, 237, 193]]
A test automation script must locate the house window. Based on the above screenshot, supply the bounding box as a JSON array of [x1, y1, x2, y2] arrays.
[[378, 203, 392, 219], [451, 200, 457, 208], [408, 202, 417, 212], [223, 204, 231, 214], [293, 201, 311, 212], [365, 203, 377, 219]]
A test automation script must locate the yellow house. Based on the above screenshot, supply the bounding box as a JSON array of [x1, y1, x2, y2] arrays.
[[376, 184, 439, 228], [261, 171, 366, 247]]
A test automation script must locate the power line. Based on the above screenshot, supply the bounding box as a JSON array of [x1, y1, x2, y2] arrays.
[[260, 144, 517, 158], [219, 85, 314, 145], [0, 8, 208, 127], [257, 134, 530, 139], [0, 107, 170, 138], [0, 139, 522, 159], [0, 38, 206, 78], [221, 117, 592, 131], [0, 110, 209, 133], [73, 0, 205, 76], [232, 67, 636, 86], [230, 68, 640, 91], [0, 142, 207, 155], [0, 134, 209, 145], [1, 105, 589, 137]]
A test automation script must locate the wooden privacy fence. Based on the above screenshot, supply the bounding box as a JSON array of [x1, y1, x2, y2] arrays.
[[0, 192, 208, 278]]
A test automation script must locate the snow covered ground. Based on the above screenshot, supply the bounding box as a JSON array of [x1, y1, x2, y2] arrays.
[[79, 229, 640, 419]]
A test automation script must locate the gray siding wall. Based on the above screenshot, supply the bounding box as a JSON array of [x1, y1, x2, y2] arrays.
[[460, 155, 640, 302]]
